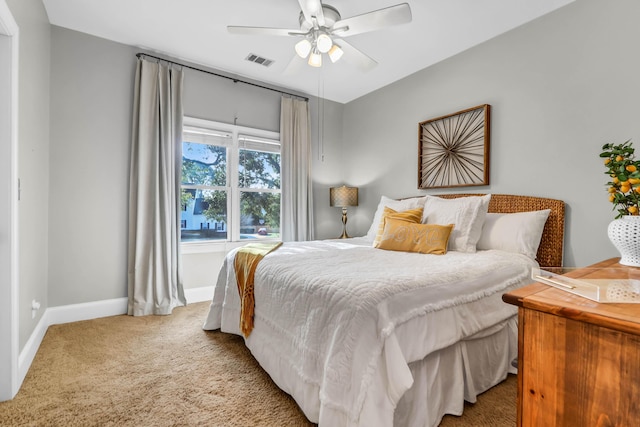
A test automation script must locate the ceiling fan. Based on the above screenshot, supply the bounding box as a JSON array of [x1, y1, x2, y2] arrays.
[[227, 1, 412, 71]]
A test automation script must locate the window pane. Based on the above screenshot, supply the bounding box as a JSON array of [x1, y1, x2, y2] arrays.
[[238, 149, 281, 189], [180, 189, 228, 241], [182, 142, 226, 186], [240, 192, 280, 239]]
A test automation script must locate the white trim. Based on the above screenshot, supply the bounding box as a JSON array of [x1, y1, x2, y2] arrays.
[[181, 239, 277, 254], [183, 117, 280, 141], [41, 286, 214, 326], [0, 0, 19, 402], [47, 298, 129, 325], [17, 311, 48, 386]]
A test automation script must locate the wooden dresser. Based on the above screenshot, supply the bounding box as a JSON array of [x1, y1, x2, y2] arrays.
[[503, 258, 640, 427]]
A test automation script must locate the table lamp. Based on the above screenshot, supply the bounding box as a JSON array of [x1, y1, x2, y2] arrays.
[[329, 186, 358, 239]]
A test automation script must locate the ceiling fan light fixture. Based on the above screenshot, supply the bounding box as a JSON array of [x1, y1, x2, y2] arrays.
[[295, 39, 312, 58], [328, 44, 344, 63], [230, 2, 412, 72], [308, 49, 322, 67], [316, 33, 333, 53]]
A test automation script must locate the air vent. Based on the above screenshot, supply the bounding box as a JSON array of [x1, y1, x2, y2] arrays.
[[245, 53, 274, 67]]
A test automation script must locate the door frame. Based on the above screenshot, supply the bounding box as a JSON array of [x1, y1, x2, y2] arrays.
[[0, 0, 19, 401]]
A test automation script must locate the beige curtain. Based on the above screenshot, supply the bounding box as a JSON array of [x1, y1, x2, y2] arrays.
[[127, 57, 186, 315], [280, 96, 314, 241]]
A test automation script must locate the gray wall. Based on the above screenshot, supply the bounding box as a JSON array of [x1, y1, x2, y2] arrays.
[[342, 0, 640, 267], [48, 26, 344, 301], [48, 26, 135, 307], [7, 0, 51, 350]]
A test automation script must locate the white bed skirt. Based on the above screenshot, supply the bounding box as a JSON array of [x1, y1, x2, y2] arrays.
[[394, 316, 518, 427]]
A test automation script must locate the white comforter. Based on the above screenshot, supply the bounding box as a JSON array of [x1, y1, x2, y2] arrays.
[[203, 237, 535, 426]]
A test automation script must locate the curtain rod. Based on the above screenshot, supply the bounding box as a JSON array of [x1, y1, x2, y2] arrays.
[[136, 53, 309, 101]]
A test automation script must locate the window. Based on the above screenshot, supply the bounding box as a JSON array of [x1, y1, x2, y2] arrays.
[[180, 117, 281, 245]]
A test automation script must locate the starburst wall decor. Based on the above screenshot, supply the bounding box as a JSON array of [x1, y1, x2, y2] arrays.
[[418, 104, 490, 189]]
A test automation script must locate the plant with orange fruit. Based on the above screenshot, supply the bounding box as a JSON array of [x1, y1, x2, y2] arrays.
[[601, 140, 640, 218]]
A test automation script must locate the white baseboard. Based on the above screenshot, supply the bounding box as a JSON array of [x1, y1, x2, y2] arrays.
[[47, 297, 129, 326], [17, 310, 49, 387], [17, 286, 214, 393]]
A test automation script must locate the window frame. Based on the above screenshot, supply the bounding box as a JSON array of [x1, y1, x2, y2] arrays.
[[181, 116, 281, 254]]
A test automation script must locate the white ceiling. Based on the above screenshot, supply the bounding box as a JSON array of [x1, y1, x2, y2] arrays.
[[42, 0, 574, 104]]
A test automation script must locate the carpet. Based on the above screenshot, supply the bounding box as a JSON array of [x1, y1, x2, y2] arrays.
[[0, 302, 516, 426]]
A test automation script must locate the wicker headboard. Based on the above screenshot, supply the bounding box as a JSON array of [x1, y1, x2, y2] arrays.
[[437, 194, 565, 267]]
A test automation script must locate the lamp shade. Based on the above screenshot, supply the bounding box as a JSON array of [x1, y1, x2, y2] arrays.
[[330, 186, 358, 207], [328, 44, 343, 63], [308, 49, 322, 67], [295, 39, 312, 58], [316, 33, 333, 53]]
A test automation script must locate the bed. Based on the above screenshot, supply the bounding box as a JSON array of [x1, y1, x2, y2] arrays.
[[203, 193, 565, 427]]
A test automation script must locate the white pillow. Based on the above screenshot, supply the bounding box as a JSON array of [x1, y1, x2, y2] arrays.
[[366, 196, 428, 240], [477, 209, 551, 260], [422, 194, 491, 253]]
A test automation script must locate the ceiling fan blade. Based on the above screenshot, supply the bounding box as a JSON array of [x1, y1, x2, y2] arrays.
[[335, 39, 377, 72], [227, 26, 306, 37], [298, 0, 325, 27], [332, 3, 412, 37]]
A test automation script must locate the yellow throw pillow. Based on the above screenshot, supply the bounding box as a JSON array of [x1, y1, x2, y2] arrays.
[[375, 218, 454, 255], [373, 206, 424, 246]]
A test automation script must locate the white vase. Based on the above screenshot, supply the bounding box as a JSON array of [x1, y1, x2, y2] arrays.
[[608, 216, 640, 267]]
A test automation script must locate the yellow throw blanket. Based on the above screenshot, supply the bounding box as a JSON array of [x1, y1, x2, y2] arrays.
[[234, 241, 283, 337]]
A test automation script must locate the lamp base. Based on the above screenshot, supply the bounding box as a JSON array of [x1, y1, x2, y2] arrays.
[[337, 230, 350, 239], [337, 207, 350, 239]]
